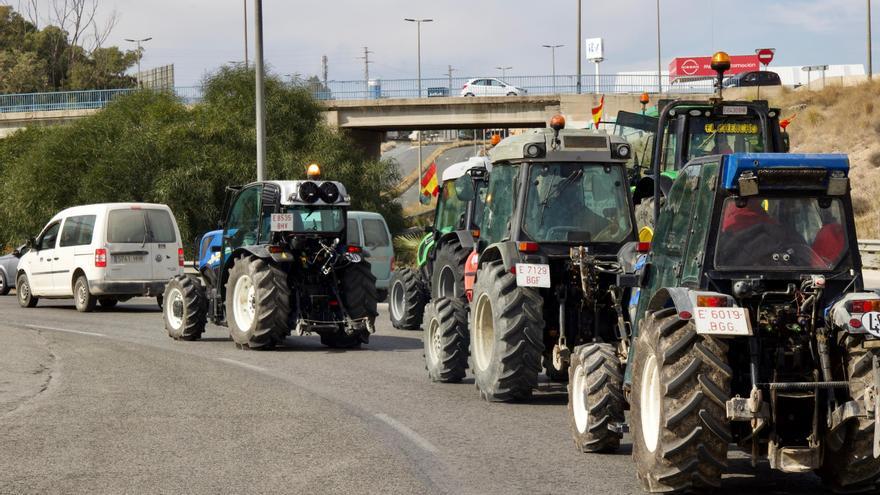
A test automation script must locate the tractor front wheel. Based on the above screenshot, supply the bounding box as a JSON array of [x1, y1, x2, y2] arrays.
[[423, 297, 469, 382], [389, 268, 426, 330], [164, 275, 208, 341], [470, 260, 544, 401], [225, 256, 290, 349], [567, 343, 626, 453]]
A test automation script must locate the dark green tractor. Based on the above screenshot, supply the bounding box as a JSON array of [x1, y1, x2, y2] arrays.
[[388, 157, 490, 330], [613, 152, 879, 492]]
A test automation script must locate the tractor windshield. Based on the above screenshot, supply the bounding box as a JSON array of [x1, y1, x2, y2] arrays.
[[523, 163, 631, 243], [686, 116, 764, 161], [715, 196, 849, 270], [284, 206, 345, 233]]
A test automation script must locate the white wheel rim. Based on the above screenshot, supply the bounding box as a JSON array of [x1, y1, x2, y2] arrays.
[[19, 279, 29, 301], [572, 363, 590, 433], [232, 275, 256, 331], [473, 293, 494, 371], [390, 279, 405, 320], [77, 282, 87, 307], [640, 354, 662, 453], [426, 317, 441, 367], [166, 288, 184, 329]]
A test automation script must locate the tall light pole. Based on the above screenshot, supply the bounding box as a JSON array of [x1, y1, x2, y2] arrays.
[[656, 0, 663, 93], [576, 0, 582, 94], [254, 0, 266, 181], [496, 66, 513, 79], [405, 17, 433, 204], [243, 0, 248, 67], [124, 37, 152, 87], [869, 0, 874, 80], [542, 44, 564, 93]]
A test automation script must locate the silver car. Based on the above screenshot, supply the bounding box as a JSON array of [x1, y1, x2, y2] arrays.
[[0, 245, 27, 295]]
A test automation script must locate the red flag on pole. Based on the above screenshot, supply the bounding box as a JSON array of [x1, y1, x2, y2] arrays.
[[591, 95, 605, 130]]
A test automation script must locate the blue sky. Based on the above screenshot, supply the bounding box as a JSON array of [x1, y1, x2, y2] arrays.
[[88, 0, 877, 86]]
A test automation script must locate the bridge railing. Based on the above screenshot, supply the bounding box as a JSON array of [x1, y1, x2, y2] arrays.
[[0, 74, 716, 113]]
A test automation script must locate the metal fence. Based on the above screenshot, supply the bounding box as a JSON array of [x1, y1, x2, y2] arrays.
[[0, 74, 717, 113], [0, 86, 203, 113]]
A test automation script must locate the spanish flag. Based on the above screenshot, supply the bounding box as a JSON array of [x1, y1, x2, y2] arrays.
[[420, 161, 439, 203], [592, 95, 605, 130]]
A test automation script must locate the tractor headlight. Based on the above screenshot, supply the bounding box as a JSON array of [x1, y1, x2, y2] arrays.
[[319, 182, 340, 203], [524, 143, 545, 158], [298, 181, 320, 203], [613, 143, 631, 159]]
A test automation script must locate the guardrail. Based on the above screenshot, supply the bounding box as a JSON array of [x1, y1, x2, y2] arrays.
[[0, 74, 718, 113], [859, 239, 880, 269]]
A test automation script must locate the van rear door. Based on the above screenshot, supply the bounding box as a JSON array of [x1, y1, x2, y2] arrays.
[[105, 207, 152, 281], [145, 208, 182, 280], [362, 217, 393, 283]]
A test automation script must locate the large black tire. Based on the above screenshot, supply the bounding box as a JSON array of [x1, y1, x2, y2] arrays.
[[74, 275, 97, 313], [423, 297, 469, 382], [389, 268, 426, 330], [567, 343, 626, 453], [430, 239, 469, 300], [225, 256, 290, 350], [16, 273, 38, 308], [631, 308, 731, 492], [0, 271, 9, 296], [341, 261, 378, 321], [818, 336, 880, 493], [470, 260, 544, 402], [163, 275, 208, 341]]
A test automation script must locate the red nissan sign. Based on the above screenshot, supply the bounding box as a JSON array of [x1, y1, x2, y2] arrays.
[[668, 54, 760, 82], [756, 48, 775, 66]]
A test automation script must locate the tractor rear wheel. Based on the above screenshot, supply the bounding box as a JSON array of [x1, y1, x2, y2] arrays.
[[631, 308, 731, 492], [341, 261, 378, 321], [225, 256, 290, 349], [163, 275, 207, 341], [818, 336, 880, 493], [567, 343, 626, 453], [423, 297, 469, 382], [389, 268, 426, 330], [431, 239, 469, 301], [470, 260, 544, 401]]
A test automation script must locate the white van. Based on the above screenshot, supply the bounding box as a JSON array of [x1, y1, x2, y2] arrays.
[[16, 203, 184, 312], [347, 211, 393, 301]]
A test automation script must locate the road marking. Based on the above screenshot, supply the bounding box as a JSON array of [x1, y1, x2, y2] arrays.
[[26, 324, 105, 337], [375, 413, 438, 453], [216, 357, 268, 373]]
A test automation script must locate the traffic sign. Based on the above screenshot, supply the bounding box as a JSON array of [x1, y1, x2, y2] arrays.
[[756, 48, 775, 66], [802, 65, 829, 71]]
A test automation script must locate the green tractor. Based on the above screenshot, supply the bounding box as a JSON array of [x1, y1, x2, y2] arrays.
[[388, 156, 491, 330], [461, 117, 639, 401], [571, 151, 880, 492], [630, 52, 790, 234]]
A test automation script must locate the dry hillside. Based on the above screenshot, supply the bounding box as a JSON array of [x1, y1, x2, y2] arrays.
[[771, 80, 880, 238]]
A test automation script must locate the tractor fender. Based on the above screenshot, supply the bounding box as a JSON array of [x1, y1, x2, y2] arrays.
[[437, 229, 475, 251], [220, 245, 292, 296], [645, 288, 735, 316], [477, 241, 522, 272], [827, 291, 880, 336]]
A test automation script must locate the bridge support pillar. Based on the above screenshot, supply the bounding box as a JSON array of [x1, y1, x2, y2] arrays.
[[346, 128, 384, 161]]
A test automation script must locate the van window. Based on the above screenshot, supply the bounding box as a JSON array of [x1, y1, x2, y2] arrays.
[[108, 209, 177, 243], [362, 219, 389, 248], [60, 215, 96, 247], [146, 209, 176, 243], [38, 222, 61, 250], [347, 219, 360, 245]]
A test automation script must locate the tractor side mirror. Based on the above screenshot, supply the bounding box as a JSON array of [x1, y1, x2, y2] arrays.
[[12, 248, 21, 257], [454, 176, 475, 201], [27, 237, 37, 251]]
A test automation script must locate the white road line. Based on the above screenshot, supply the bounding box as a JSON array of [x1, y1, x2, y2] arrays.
[[216, 357, 268, 373], [375, 413, 438, 453], [26, 324, 105, 337]]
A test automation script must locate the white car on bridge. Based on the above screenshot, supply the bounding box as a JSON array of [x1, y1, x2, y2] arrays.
[[460, 78, 526, 97]]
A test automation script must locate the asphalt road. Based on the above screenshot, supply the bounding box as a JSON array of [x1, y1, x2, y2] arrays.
[[0, 292, 865, 494]]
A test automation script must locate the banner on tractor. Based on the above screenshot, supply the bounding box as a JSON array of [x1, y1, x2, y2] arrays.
[[420, 161, 439, 204], [668, 54, 760, 83]]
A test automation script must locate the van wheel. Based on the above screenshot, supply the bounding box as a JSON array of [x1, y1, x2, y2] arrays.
[[74, 276, 97, 312], [98, 297, 118, 309], [0, 272, 9, 296], [17, 273, 38, 308]]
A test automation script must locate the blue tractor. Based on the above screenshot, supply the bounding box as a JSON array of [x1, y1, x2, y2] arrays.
[[162, 166, 378, 349]]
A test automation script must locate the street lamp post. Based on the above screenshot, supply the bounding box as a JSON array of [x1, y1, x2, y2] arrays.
[[254, 0, 266, 181], [496, 66, 513, 79], [542, 44, 564, 93], [243, 0, 249, 67], [656, 0, 662, 93], [869, 0, 874, 80], [404, 17, 433, 204], [124, 37, 152, 87], [576, 0, 582, 94]]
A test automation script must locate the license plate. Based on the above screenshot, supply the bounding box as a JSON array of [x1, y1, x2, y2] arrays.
[[515, 263, 550, 288], [861, 311, 880, 338], [694, 307, 752, 337], [112, 255, 144, 264], [271, 213, 294, 232], [722, 105, 748, 115]]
